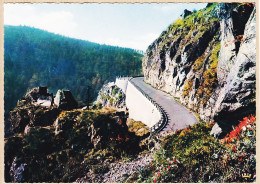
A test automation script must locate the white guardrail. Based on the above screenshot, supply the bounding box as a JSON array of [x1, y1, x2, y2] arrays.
[[128, 76, 168, 133]]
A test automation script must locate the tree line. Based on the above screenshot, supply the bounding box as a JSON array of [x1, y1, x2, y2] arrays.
[[4, 25, 143, 113]]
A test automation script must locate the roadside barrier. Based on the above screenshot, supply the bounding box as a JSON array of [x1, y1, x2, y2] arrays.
[[128, 77, 168, 133]]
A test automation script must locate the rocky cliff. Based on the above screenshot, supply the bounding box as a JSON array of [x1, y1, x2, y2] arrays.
[[9, 87, 78, 134], [5, 87, 145, 183], [142, 3, 255, 135], [94, 82, 126, 109]]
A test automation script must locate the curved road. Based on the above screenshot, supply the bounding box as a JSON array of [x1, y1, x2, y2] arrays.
[[131, 77, 198, 133]]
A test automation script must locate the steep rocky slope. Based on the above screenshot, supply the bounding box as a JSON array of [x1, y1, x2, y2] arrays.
[[8, 87, 78, 134], [5, 87, 146, 182], [94, 82, 126, 109], [143, 3, 255, 135]]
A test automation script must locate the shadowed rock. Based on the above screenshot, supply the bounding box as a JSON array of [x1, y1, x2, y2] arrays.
[[54, 90, 78, 110]]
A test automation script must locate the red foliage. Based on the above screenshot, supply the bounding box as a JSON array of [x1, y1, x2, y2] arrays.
[[222, 115, 256, 144]]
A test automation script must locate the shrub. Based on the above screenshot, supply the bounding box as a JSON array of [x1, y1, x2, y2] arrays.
[[131, 115, 256, 183], [196, 42, 220, 104], [183, 77, 194, 98], [193, 54, 205, 72]]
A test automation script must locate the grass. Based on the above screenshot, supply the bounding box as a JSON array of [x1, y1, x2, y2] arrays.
[[127, 118, 149, 136], [130, 114, 256, 183]]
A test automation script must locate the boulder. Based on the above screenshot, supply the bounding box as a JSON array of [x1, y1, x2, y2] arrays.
[[9, 157, 27, 183], [181, 9, 192, 19], [210, 123, 222, 138], [10, 105, 60, 133], [54, 90, 78, 110]]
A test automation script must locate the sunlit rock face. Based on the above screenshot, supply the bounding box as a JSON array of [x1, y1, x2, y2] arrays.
[[95, 82, 126, 109], [143, 3, 255, 135]]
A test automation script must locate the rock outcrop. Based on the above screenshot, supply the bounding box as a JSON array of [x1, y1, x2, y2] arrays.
[[9, 87, 78, 133], [94, 82, 126, 109], [142, 3, 255, 135], [54, 90, 78, 110], [9, 157, 27, 183], [17, 87, 53, 107]]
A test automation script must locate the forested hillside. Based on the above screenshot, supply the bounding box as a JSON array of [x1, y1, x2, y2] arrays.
[[4, 26, 143, 112]]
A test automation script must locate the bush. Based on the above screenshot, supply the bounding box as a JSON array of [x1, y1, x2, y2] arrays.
[[182, 77, 194, 98], [196, 42, 220, 104], [131, 115, 256, 183]]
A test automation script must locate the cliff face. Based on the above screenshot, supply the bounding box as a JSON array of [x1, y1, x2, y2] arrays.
[[143, 3, 255, 134], [94, 82, 126, 109]]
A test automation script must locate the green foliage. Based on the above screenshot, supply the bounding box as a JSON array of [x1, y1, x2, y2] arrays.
[[156, 122, 217, 165], [193, 54, 206, 72], [131, 115, 256, 182], [182, 77, 194, 98], [196, 42, 220, 104], [160, 3, 219, 51], [109, 97, 114, 104], [126, 118, 149, 136], [24, 127, 55, 155], [4, 25, 143, 114], [112, 87, 119, 96]]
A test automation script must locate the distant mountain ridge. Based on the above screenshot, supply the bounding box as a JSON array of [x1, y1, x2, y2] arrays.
[[4, 25, 143, 113]]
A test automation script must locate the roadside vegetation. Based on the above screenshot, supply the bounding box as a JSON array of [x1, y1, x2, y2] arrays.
[[128, 115, 256, 183]]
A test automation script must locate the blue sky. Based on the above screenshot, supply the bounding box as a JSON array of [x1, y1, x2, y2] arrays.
[[4, 3, 207, 51]]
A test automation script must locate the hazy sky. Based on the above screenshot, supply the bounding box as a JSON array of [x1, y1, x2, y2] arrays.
[[4, 3, 207, 51]]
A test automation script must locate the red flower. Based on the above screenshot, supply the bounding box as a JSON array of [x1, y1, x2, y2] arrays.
[[235, 127, 241, 134], [173, 159, 176, 163], [229, 130, 236, 139], [250, 115, 256, 122], [243, 117, 249, 122], [158, 172, 161, 177], [154, 179, 157, 183], [117, 135, 123, 141], [168, 166, 170, 169], [163, 167, 166, 171], [239, 120, 247, 129]]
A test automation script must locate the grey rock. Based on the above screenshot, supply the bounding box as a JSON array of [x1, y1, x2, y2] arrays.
[[17, 87, 54, 107], [9, 157, 27, 183], [54, 90, 78, 110], [9, 87, 60, 133], [95, 82, 126, 109], [210, 123, 222, 138], [142, 3, 256, 132], [210, 6, 256, 131], [180, 9, 192, 19]]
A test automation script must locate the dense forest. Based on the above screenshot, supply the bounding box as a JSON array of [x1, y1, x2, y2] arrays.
[[4, 25, 143, 113]]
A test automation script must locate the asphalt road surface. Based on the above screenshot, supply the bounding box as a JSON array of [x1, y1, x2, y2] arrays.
[[131, 77, 198, 133]]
